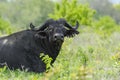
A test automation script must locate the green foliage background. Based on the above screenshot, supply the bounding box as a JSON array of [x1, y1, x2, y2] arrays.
[[49, 0, 95, 25], [0, 16, 12, 35], [0, 0, 120, 80]]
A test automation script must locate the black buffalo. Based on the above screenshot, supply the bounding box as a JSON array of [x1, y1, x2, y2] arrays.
[[0, 18, 79, 73]]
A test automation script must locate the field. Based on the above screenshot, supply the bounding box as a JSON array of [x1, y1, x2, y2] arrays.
[[0, 30, 120, 80], [0, 0, 120, 80]]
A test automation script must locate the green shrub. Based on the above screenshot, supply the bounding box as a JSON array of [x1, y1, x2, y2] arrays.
[[0, 16, 12, 35], [49, 0, 95, 26], [92, 16, 118, 37], [40, 53, 53, 71]]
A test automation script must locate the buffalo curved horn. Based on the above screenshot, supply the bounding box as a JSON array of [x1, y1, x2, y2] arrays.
[[30, 23, 35, 30], [74, 21, 79, 30], [59, 18, 79, 30], [38, 19, 54, 31]]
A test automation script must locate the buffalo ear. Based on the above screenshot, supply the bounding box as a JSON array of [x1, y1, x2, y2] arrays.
[[65, 29, 79, 37], [30, 23, 35, 30], [35, 31, 47, 39]]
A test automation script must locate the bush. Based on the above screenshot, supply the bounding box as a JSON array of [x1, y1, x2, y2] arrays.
[[92, 16, 119, 37], [0, 16, 12, 35], [49, 0, 95, 26]]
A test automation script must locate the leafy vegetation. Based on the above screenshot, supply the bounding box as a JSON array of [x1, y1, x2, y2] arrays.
[[0, 16, 12, 35], [92, 16, 120, 37], [40, 53, 53, 70], [49, 0, 95, 25], [0, 0, 120, 80]]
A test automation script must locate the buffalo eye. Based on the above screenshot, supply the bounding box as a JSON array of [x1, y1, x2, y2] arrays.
[[35, 31, 47, 39]]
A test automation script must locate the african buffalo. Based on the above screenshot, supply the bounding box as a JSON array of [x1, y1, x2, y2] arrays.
[[0, 18, 79, 73]]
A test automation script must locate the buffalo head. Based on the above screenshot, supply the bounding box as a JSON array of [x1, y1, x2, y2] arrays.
[[30, 18, 79, 45]]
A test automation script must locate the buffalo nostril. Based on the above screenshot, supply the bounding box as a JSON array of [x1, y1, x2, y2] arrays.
[[54, 34, 64, 41], [61, 35, 64, 39], [54, 35, 59, 39], [54, 35, 57, 39], [60, 35, 64, 41]]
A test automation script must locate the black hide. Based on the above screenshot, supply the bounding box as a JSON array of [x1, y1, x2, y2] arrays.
[[0, 18, 79, 73]]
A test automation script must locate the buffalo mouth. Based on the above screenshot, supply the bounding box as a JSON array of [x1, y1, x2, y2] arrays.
[[54, 40, 64, 50], [54, 38, 64, 43], [53, 39, 64, 47]]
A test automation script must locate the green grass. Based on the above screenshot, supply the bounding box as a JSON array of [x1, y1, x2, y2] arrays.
[[0, 32, 120, 80]]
